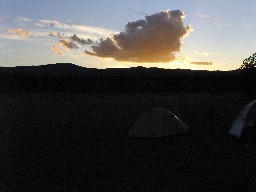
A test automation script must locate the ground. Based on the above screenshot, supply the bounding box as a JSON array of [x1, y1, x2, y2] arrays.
[[1, 93, 255, 191]]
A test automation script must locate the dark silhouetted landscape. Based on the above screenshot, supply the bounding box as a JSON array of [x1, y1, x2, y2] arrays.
[[1, 63, 256, 191], [1, 63, 255, 96]]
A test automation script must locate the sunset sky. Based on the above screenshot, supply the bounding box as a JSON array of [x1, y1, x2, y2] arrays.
[[0, 0, 255, 71]]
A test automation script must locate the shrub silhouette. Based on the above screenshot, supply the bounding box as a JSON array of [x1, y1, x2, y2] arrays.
[[240, 53, 256, 69]]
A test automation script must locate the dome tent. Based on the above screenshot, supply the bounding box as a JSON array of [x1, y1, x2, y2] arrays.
[[228, 100, 256, 138], [129, 108, 189, 137]]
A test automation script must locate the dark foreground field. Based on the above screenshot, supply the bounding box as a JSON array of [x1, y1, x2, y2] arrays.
[[1, 93, 256, 191]]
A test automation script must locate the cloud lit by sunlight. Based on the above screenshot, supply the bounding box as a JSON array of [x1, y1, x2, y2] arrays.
[[51, 45, 64, 56], [35, 19, 117, 37], [194, 51, 216, 56], [49, 31, 65, 38], [85, 9, 193, 63], [59, 38, 79, 49], [8, 28, 32, 38]]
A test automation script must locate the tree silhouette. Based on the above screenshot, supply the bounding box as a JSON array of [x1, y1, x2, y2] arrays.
[[240, 53, 256, 69]]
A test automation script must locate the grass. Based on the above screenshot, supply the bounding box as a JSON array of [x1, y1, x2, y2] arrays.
[[1, 93, 255, 191]]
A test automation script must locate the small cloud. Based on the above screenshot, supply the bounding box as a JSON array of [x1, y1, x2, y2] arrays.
[[35, 22, 46, 28], [58, 23, 117, 37], [41, 19, 60, 27], [190, 61, 213, 65], [128, 9, 147, 16], [36, 19, 116, 38], [196, 13, 209, 19], [84, 9, 193, 63], [51, 45, 64, 55], [214, 21, 232, 28], [16, 17, 32, 22], [33, 31, 50, 37], [49, 32, 94, 46], [49, 31, 65, 38], [59, 38, 79, 49], [70, 34, 94, 45], [35, 19, 60, 28], [8, 28, 32, 37], [194, 51, 216, 56]]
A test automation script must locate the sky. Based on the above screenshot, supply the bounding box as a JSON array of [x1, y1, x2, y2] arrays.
[[0, 0, 255, 71]]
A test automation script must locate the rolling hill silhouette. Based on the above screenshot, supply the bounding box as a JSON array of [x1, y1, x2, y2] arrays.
[[0, 63, 255, 96]]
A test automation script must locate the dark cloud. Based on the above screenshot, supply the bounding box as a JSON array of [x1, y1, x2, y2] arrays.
[[85, 9, 193, 63], [59, 38, 79, 49], [49, 31, 65, 38], [49, 32, 79, 49], [49, 32, 93, 47], [190, 62, 213, 65], [70, 34, 94, 45]]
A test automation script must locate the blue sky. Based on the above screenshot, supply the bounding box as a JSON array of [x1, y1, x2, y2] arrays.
[[0, 0, 255, 70]]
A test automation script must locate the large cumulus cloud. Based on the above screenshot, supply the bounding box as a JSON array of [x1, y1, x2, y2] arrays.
[[85, 10, 192, 63]]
